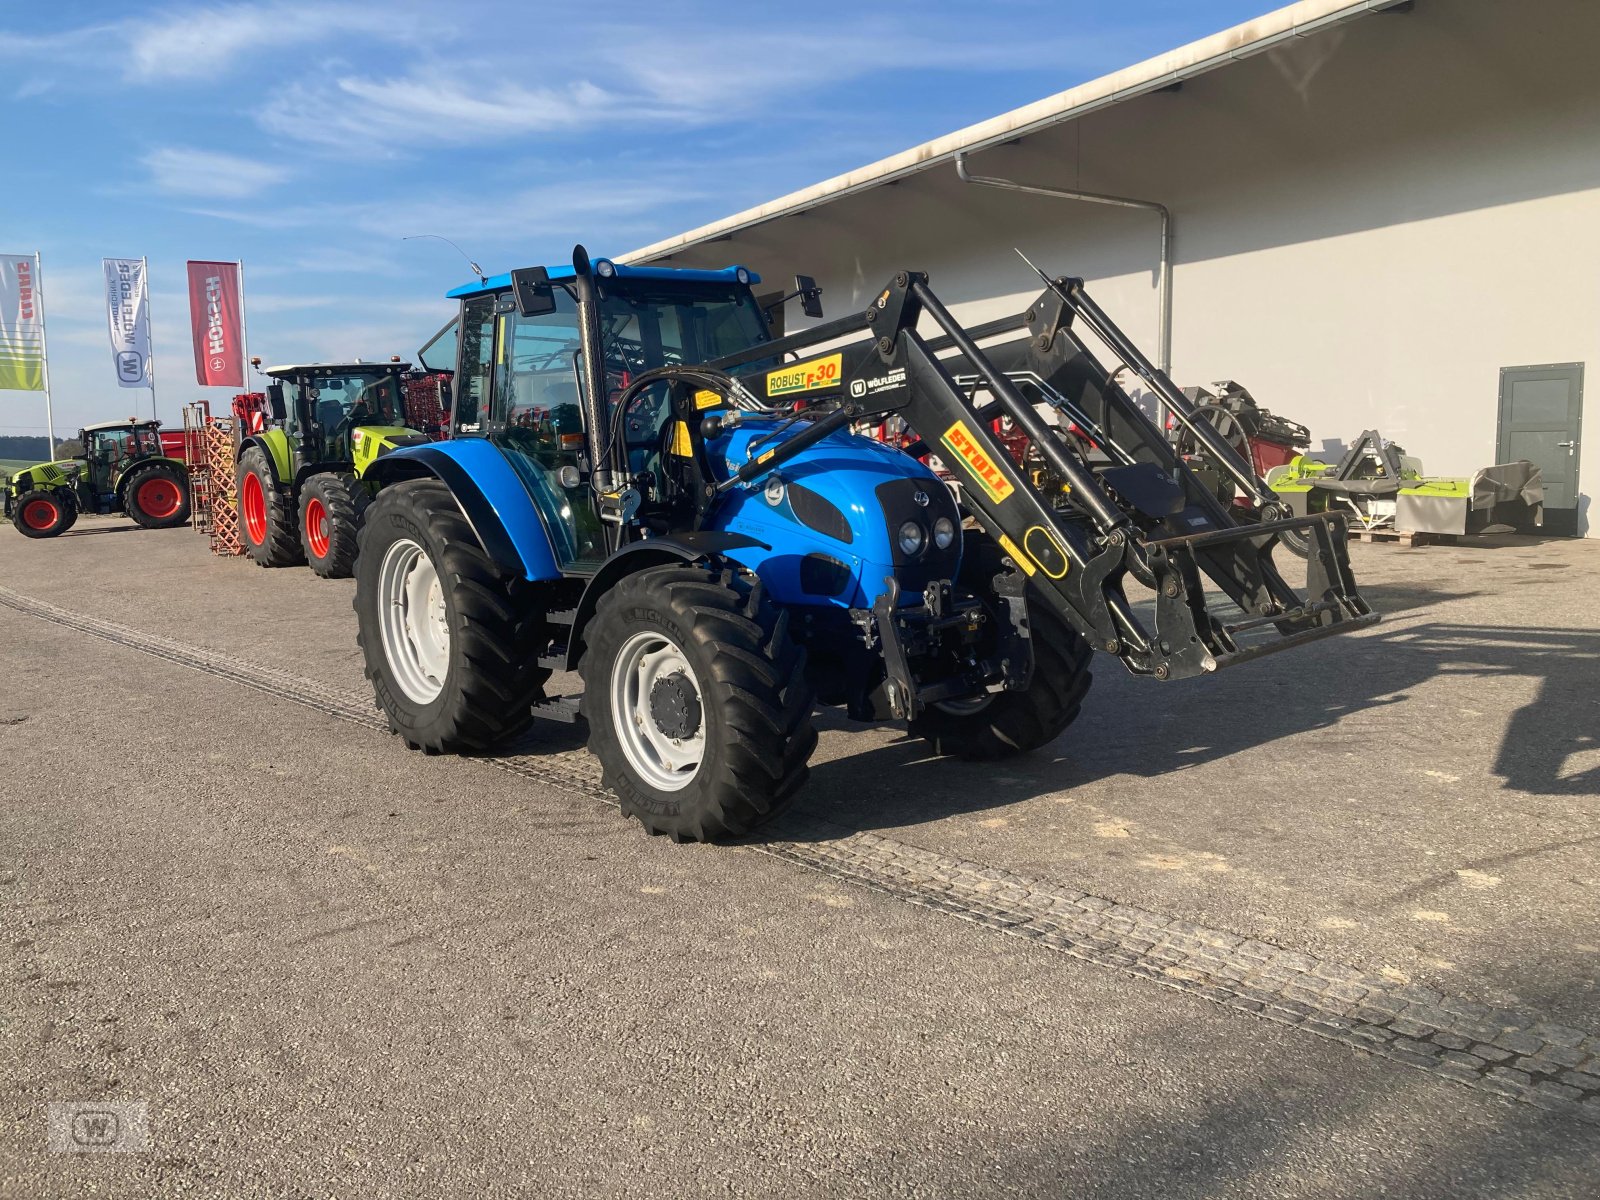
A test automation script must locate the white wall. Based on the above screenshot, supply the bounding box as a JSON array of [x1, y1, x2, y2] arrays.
[[652, 0, 1600, 534]]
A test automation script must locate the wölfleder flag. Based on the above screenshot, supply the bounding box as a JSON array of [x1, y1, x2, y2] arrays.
[[103, 257, 152, 388], [186, 260, 243, 387]]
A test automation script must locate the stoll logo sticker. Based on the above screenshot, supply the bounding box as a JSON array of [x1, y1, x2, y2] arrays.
[[48, 1100, 150, 1153]]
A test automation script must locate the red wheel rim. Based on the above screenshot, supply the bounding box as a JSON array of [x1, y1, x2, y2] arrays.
[[241, 472, 268, 544], [21, 498, 58, 530], [137, 477, 182, 519], [304, 495, 330, 559]]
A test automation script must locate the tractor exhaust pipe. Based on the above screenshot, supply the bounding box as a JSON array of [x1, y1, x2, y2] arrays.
[[571, 245, 614, 494]]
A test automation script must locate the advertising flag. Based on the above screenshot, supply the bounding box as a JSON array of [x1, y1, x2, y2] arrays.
[[0, 253, 46, 391], [104, 257, 153, 389], [186, 259, 244, 387]]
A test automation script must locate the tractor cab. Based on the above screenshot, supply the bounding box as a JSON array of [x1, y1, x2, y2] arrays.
[[263, 360, 416, 477], [417, 257, 777, 568], [80, 418, 167, 499]]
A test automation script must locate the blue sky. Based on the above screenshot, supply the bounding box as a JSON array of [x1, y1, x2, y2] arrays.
[[0, 0, 1270, 439]]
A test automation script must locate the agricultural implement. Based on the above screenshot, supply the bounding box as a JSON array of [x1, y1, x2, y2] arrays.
[[1269, 429, 1545, 550], [236, 359, 429, 576], [4, 418, 190, 539], [352, 248, 1377, 841]]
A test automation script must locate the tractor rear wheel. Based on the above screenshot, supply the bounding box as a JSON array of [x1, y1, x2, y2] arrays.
[[354, 478, 550, 752], [12, 490, 74, 539], [237, 446, 303, 567], [581, 563, 816, 842], [125, 464, 191, 529], [300, 472, 369, 578], [911, 535, 1093, 760]]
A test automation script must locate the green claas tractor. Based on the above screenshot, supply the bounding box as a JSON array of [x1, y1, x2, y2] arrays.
[[4, 418, 190, 539], [236, 360, 429, 576]]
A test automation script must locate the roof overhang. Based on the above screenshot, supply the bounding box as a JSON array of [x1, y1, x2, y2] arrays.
[[620, 0, 1407, 264], [264, 362, 411, 376]]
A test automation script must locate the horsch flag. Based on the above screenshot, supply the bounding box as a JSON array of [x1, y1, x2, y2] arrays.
[[187, 260, 244, 387], [104, 258, 153, 388], [0, 253, 47, 391]]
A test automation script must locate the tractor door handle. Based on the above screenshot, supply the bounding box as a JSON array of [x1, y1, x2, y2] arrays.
[[1556, 441, 1577, 451]]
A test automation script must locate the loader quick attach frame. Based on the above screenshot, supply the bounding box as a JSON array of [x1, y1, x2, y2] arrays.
[[664, 269, 1377, 685]]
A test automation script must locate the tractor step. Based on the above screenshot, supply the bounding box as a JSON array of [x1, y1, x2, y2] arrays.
[[529, 695, 583, 724]]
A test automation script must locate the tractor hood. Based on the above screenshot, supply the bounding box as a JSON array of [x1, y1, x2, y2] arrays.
[[708, 418, 961, 610]]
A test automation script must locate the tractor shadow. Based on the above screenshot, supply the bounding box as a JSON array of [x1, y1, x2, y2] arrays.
[[777, 586, 1600, 838]]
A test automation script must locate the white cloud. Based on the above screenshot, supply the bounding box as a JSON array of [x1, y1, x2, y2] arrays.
[[143, 146, 290, 198], [126, 3, 430, 81]]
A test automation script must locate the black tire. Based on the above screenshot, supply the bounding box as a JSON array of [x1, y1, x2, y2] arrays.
[[60, 503, 79, 533], [580, 563, 816, 843], [354, 478, 550, 753], [124, 463, 191, 529], [11, 490, 74, 539], [300, 472, 369, 578], [910, 536, 1094, 760], [1278, 525, 1311, 559], [237, 445, 303, 567]]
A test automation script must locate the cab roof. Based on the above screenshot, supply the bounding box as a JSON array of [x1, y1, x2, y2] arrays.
[[446, 259, 759, 300], [264, 361, 411, 377], [82, 417, 161, 432]]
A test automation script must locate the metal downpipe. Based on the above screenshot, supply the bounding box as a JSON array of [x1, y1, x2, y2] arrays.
[[954, 151, 1172, 375]]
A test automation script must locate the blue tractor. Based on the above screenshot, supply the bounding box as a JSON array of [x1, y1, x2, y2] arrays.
[[354, 247, 1375, 841]]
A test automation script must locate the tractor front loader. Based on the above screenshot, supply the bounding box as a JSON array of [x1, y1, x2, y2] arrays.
[[5, 419, 190, 539], [351, 248, 1376, 843], [236, 360, 430, 576]]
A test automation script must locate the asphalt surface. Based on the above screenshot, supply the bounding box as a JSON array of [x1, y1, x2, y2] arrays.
[[2, 517, 1597, 1197]]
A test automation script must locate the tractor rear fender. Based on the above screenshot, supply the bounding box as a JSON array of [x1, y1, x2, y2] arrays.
[[240, 429, 293, 486], [365, 441, 563, 583], [115, 456, 188, 505], [561, 533, 771, 671]]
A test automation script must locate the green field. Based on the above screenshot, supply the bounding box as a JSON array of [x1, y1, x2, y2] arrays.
[[0, 459, 41, 474]]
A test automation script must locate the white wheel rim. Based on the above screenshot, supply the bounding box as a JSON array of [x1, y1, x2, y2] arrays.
[[378, 538, 450, 705], [609, 630, 705, 792]]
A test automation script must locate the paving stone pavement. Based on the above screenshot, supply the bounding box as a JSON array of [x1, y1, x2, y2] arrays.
[[3, 581, 1597, 1129]]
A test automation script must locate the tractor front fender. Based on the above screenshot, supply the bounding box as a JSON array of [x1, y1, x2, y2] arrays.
[[367, 442, 563, 583], [563, 532, 770, 671], [240, 429, 293, 486]]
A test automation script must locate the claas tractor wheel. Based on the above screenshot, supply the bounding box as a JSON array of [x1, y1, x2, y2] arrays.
[[236, 446, 303, 567], [910, 536, 1093, 760], [300, 472, 369, 579], [354, 478, 551, 752], [580, 563, 816, 843], [124, 464, 191, 529], [11, 490, 75, 539]]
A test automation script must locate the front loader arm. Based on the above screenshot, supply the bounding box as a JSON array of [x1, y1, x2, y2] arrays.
[[706, 270, 1376, 680]]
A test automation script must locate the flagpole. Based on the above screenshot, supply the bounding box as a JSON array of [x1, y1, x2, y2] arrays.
[[36, 251, 56, 451], [238, 259, 249, 394], [142, 256, 158, 425]]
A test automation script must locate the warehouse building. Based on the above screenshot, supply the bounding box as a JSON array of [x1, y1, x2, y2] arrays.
[[623, 0, 1594, 537]]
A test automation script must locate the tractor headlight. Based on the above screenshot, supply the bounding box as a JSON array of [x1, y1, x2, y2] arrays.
[[898, 520, 925, 556], [736, 267, 751, 284], [596, 259, 616, 277], [933, 516, 956, 550]]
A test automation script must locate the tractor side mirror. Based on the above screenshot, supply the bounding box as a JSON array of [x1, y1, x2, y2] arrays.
[[512, 266, 557, 318], [437, 377, 453, 415], [267, 383, 287, 421], [796, 274, 823, 319]]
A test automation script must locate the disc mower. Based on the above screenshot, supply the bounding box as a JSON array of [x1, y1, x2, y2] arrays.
[[351, 247, 1376, 842], [4, 418, 190, 539], [236, 359, 429, 576]]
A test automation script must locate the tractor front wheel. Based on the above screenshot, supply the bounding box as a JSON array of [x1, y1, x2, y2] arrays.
[[11, 490, 75, 539], [355, 478, 550, 752], [300, 472, 369, 578], [125, 464, 191, 529], [581, 563, 816, 842], [237, 446, 303, 567]]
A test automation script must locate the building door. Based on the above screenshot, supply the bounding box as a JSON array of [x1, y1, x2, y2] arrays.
[[1498, 364, 1584, 536]]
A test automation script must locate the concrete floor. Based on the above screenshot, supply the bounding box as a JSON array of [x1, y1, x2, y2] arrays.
[[1, 517, 1597, 1197]]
